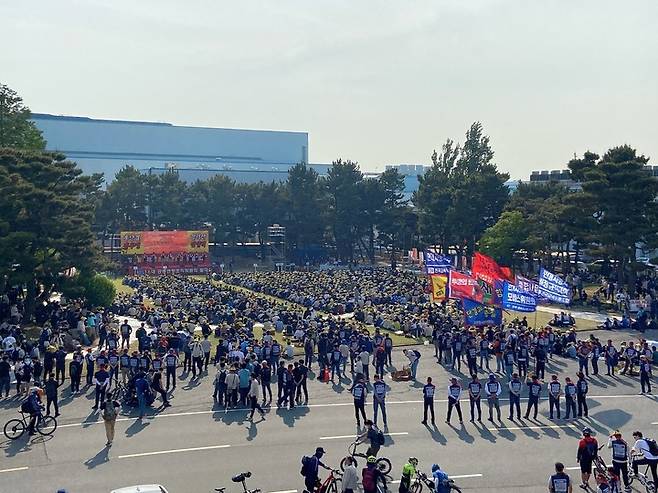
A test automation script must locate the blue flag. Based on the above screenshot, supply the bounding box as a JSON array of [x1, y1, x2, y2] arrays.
[[502, 281, 537, 312], [424, 251, 451, 274], [538, 268, 571, 305]]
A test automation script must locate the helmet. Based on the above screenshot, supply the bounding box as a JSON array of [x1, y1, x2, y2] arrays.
[[408, 457, 418, 466], [582, 427, 592, 436], [367, 456, 377, 464], [431, 464, 440, 472]]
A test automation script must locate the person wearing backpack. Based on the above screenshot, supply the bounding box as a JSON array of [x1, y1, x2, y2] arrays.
[[357, 419, 384, 457], [577, 427, 599, 490], [300, 447, 330, 493], [100, 395, 120, 447], [631, 430, 658, 486]]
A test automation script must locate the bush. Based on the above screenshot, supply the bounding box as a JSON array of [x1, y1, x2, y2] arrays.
[[81, 274, 116, 307]]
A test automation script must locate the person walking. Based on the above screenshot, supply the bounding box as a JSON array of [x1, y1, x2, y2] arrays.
[[446, 377, 463, 425], [421, 376, 436, 425], [134, 372, 149, 419], [151, 369, 170, 408], [100, 395, 120, 447], [248, 373, 265, 420], [577, 427, 599, 490], [607, 430, 631, 492], [639, 355, 652, 394], [44, 373, 60, 417]]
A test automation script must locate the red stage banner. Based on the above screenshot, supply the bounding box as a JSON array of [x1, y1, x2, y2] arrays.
[[472, 252, 514, 284], [121, 231, 209, 255]]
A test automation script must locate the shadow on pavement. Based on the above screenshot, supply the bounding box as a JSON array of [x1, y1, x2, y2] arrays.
[[125, 418, 150, 437], [84, 446, 110, 469]]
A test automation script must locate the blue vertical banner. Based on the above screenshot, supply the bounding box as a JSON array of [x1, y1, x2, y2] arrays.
[[538, 268, 571, 304], [502, 281, 537, 312]]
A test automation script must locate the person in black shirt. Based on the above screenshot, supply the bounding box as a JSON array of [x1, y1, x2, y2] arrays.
[[295, 359, 309, 404], [92, 364, 110, 410], [0, 355, 11, 398], [44, 373, 60, 417], [421, 376, 436, 425]]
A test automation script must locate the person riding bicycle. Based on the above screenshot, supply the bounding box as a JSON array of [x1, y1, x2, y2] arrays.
[[399, 457, 418, 493], [577, 427, 599, 490], [431, 464, 450, 493], [357, 419, 384, 458], [630, 430, 658, 487], [362, 456, 386, 493], [21, 387, 44, 435]]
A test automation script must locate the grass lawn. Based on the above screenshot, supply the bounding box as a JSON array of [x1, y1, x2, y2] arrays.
[[504, 309, 600, 332], [110, 277, 134, 296]]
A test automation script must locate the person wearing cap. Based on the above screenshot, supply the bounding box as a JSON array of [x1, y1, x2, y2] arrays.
[[485, 373, 502, 422], [564, 377, 577, 419], [631, 430, 658, 486], [301, 447, 330, 493], [639, 355, 652, 394], [508, 372, 522, 420], [548, 374, 562, 420], [607, 430, 631, 491], [577, 427, 598, 490], [573, 372, 588, 418]]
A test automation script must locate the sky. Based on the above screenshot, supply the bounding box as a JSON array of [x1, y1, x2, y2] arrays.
[[2, 0, 657, 178]]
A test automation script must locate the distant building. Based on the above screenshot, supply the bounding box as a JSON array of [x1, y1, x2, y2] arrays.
[[384, 164, 430, 201], [528, 169, 582, 191], [31, 113, 330, 184]]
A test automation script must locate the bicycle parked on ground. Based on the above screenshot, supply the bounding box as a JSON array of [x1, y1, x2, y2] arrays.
[[409, 470, 462, 493], [3, 411, 57, 440], [629, 458, 656, 493], [214, 472, 261, 493], [340, 441, 392, 474], [317, 469, 342, 493]]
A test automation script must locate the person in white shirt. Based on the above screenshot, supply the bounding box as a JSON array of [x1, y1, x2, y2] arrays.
[[631, 430, 658, 485], [341, 456, 359, 493], [247, 374, 265, 420]]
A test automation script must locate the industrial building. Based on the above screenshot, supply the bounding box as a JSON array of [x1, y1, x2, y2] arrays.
[[31, 113, 329, 183]]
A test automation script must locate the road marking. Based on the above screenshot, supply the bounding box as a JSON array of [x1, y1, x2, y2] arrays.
[[0, 466, 29, 474], [392, 473, 481, 484], [117, 444, 231, 459], [493, 423, 582, 431], [566, 466, 581, 470], [53, 393, 651, 430], [270, 490, 298, 493], [320, 432, 408, 440]]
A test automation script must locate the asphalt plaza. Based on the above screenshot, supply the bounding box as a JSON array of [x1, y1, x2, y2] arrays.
[[0, 327, 657, 493]]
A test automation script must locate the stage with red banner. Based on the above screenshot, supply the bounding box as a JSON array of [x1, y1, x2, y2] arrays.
[[120, 231, 210, 275]]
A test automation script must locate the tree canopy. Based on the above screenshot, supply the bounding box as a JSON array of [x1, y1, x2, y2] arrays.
[[0, 83, 46, 151]]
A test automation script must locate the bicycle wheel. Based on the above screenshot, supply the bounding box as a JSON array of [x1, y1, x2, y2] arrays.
[[36, 415, 57, 436], [644, 480, 655, 493], [449, 485, 462, 493], [411, 482, 423, 493], [377, 457, 392, 475], [4, 419, 26, 440]]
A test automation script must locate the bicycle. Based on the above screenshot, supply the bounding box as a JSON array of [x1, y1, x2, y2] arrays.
[[340, 441, 392, 474], [3, 412, 58, 440], [214, 471, 261, 493], [593, 445, 608, 477], [317, 469, 342, 493], [629, 458, 656, 493], [409, 471, 462, 493]]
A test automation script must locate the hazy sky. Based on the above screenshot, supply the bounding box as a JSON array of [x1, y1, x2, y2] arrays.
[[2, 0, 657, 178]]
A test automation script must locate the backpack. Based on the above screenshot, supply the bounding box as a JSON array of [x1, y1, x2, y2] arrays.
[[362, 467, 377, 492], [376, 429, 386, 446], [20, 400, 33, 414], [300, 456, 312, 477], [646, 439, 658, 456], [413, 350, 421, 360], [102, 402, 117, 421]]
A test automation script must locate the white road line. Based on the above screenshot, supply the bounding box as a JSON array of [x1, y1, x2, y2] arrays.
[[565, 467, 581, 471], [320, 432, 408, 440], [452, 474, 483, 479], [0, 466, 29, 474], [270, 490, 298, 493], [494, 424, 582, 431], [117, 444, 231, 459], [53, 393, 651, 430]]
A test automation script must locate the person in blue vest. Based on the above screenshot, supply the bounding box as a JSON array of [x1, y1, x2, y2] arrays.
[[524, 374, 542, 420], [508, 373, 522, 420], [421, 376, 436, 426], [576, 372, 589, 417], [349, 375, 367, 427], [467, 374, 482, 423], [548, 462, 573, 493]]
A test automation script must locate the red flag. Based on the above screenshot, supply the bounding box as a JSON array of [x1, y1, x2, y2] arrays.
[[449, 270, 483, 303], [472, 252, 514, 284]]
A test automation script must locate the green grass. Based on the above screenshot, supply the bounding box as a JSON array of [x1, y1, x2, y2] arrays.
[[505, 309, 600, 332], [110, 277, 134, 296]]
